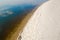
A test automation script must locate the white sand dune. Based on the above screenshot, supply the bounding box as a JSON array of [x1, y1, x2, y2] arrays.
[[21, 0, 60, 40]]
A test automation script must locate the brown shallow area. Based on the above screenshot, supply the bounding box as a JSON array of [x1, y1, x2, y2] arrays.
[[6, 13, 33, 40], [5, 8, 37, 40]]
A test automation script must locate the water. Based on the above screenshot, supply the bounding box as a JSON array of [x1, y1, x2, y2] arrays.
[[0, 0, 48, 40]]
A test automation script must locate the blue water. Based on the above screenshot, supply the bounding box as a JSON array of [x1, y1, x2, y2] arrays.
[[0, 4, 36, 38], [0, 4, 36, 22], [0, 4, 37, 40]]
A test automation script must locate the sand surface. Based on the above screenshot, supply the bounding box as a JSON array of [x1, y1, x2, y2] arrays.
[[21, 0, 60, 40]]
